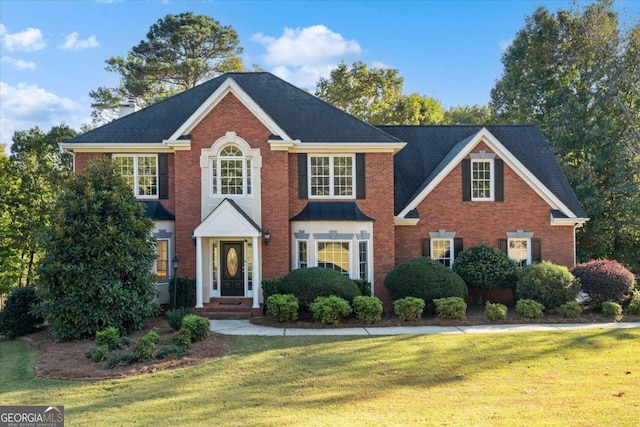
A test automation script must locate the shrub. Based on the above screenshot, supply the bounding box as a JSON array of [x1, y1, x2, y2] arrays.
[[516, 261, 580, 309], [352, 296, 383, 324], [169, 277, 196, 309], [105, 353, 137, 370], [266, 294, 299, 322], [169, 329, 192, 350], [91, 345, 109, 363], [156, 345, 185, 360], [353, 279, 372, 296], [516, 299, 545, 319], [602, 301, 623, 318], [166, 307, 192, 331], [0, 287, 44, 339], [572, 259, 635, 306], [280, 267, 361, 306], [628, 291, 640, 315], [559, 301, 582, 318], [262, 278, 283, 301], [394, 297, 425, 321], [181, 314, 210, 342], [433, 297, 467, 320], [146, 330, 159, 344], [384, 258, 467, 309], [133, 332, 158, 362], [116, 336, 131, 349], [485, 302, 508, 321], [95, 326, 120, 350], [453, 245, 519, 304], [311, 296, 352, 325]]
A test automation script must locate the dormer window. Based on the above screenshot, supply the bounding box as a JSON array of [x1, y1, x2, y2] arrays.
[[211, 145, 252, 196]]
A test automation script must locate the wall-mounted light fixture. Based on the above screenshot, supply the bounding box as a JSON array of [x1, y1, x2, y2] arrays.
[[264, 230, 271, 245]]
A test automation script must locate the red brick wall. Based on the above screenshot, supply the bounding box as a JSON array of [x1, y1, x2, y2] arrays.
[[74, 152, 102, 171]]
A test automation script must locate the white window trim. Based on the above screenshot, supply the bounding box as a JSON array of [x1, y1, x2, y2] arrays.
[[358, 241, 369, 281], [471, 158, 494, 201], [308, 154, 355, 199], [431, 238, 454, 268], [296, 240, 308, 269], [508, 238, 531, 268], [210, 144, 253, 198], [154, 238, 170, 283], [113, 154, 159, 199]]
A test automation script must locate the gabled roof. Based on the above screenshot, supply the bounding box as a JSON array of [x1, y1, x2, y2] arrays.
[[382, 125, 586, 220], [64, 72, 401, 145], [290, 202, 374, 222], [193, 198, 262, 238]]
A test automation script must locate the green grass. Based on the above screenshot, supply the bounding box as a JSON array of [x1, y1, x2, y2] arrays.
[[2, 329, 639, 426]]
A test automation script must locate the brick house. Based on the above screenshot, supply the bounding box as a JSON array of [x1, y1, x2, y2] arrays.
[[61, 72, 587, 313]]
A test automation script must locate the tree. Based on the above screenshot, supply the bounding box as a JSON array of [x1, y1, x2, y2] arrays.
[[490, 1, 640, 272], [89, 12, 246, 126], [443, 105, 494, 125], [39, 158, 157, 341]]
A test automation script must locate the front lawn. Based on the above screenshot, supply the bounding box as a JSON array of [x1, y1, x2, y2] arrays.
[[2, 329, 639, 426]]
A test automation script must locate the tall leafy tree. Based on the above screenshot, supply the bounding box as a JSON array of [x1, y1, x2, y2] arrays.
[[39, 158, 157, 341], [491, 0, 640, 271], [443, 105, 494, 125], [0, 149, 21, 305], [90, 12, 246, 126]]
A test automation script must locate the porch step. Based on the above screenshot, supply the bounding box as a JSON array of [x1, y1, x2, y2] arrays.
[[194, 298, 256, 320]]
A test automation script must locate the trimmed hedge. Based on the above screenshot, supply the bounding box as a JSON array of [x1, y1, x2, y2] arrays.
[[485, 302, 508, 321], [280, 267, 361, 306], [266, 294, 299, 322], [181, 314, 210, 342], [352, 296, 383, 324], [433, 297, 467, 320], [572, 259, 635, 306], [602, 301, 623, 318], [394, 297, 425, 321], [516, 261, 580, 309], [169, 277, 196, 309], [311, 296, 352, 325], [384, 257, 467, 307], [515, 299, 545, 319]]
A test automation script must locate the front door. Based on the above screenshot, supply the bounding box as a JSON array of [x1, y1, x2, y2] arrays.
[[221, 242, 244, 296]]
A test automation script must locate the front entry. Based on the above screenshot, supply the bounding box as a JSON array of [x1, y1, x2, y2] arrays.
[[221, 242, 244, 296]]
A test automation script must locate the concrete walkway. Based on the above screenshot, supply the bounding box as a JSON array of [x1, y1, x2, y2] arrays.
[[210, 319, 640, 336]]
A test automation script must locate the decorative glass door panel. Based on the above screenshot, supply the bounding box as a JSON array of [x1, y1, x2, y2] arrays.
[[221, 242, 244, 296]]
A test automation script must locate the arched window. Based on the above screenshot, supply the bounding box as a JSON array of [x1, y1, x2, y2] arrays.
[[211, 145, 252, 196]]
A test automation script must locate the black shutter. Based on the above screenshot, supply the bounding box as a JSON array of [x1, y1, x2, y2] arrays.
[[462, 159, 471, 201], [298, 153, 308, 199], [422, 239, 431, 257], [356, 153, 365, 199], [532, 238, 542, 263], [158, 153, 168, 199], [498, 239, 508, 254], [494, 159, 504, 202], [454, 238, 463, 258]]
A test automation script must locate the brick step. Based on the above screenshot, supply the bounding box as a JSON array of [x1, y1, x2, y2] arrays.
[[195, 298, 255, 319]]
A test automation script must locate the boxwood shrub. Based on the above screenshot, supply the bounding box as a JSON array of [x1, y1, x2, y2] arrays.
[[516, 261, 580, 309], [181, 314, 210, 342], [602, 301, 623, 318], [628, 291, 640, 315], [572, 259, 635, 306], [515, 299, 545, 319], [266, 294, 299, 322], [559, 301, 582, 318], [352, 296, 383, 324], [311, 296, 352, 325], [485, 302, 508, 321], [394, 297, 425, 321], [166, 307, 192, 331], [433, 297, 467, 320], [384, 257, 467, 309], [95, 326, 120, 350], [280, 267, 361, 306]]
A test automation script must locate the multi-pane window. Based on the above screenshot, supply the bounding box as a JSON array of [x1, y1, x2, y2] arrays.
[[114, 155, 158, 198], [358, 241, 368, 280], [472, 159, 493, 200], [211, 145, 252, 196], [155, 239, 169, 282], [317, 241, 350, 275], [310, 155, 354, 197], [508, 238, 530, 269], [431, 239, 453, 268], [297, 241, 308, 269]]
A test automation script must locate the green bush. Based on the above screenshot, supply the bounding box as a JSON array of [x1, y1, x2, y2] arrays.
[[156, 345, 185, 360], [262, 278, 283, 301], [352, 279, 372, 296], [572, 259, 635, 306], [133, 332, 158, 362], [485, 302, 508, 321], [95, 326, 120, 350], [384, 257, 467, 309], [559, 301, 582, 318], [433, 297, 467, 320], [602, 301, 623, 318], [91, 345, 109, 363], [453, 245, 519, 304], [146, 330, 159, 344], [266, 294, 299, 322], [280, 267, 361, 306], [516, 261, 580, 309], [116, 336, 131, 349], [169, 329, 192, 350], [352, 296, 383, 324], [311, 296, 352, 325], [516, 299, 545, 319], [628, 291, 640, 315], [105, 353, 136, 370], [0, 286, 44, 339], [166, 307, 192, 331], [181, 314, 210, 342], [169, 277, 196, 309], [394, 297, 425, 321]]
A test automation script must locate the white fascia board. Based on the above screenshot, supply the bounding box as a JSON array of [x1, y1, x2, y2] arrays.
[[397, 127, 578, 219], [551, 216, 589, 226], [59, 142, 172, 153], [286, 142, 406, 154], [167, 77, 291, 141], [163, 139, 192, 150], [394, 217, 420, 226]]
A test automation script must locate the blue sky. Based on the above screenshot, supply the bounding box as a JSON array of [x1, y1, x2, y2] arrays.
[[1, 0, 639, 148]]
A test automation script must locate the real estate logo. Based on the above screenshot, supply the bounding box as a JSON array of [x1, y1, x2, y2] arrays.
[[0, 406, 64, 427]]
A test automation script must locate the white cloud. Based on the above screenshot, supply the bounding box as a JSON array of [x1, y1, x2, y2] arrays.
[[252, 25, 362, 88], [0, 24, 46, 52], [1, 56, 36, 70], [60, 32, 99, 51], [0, 82, 88, 147]]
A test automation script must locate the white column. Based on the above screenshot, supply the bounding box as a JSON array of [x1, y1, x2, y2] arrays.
[[252, 236, 260, 309], [196, 236, 203, 308]]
